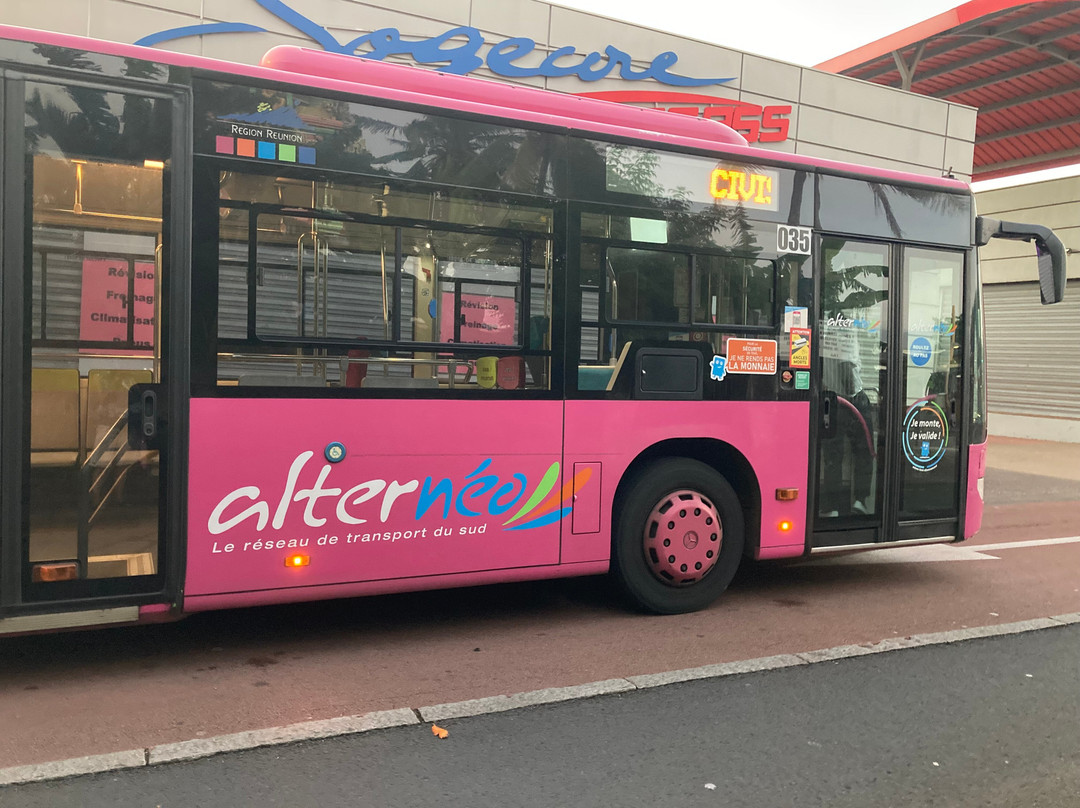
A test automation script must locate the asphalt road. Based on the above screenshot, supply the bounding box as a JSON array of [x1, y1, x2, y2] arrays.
[[4, 621, 1080, 807], [4, 494, 1078, 773], [1, 437, 1078, 800]]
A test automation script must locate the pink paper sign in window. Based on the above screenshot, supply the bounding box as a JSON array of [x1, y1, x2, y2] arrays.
[[79, 258, 155, 355], [438, 292, 517, 346]]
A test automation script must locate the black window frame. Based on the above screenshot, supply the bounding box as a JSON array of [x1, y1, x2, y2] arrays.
[[599, 242, 778, 331], [199, 162, 560, 398]]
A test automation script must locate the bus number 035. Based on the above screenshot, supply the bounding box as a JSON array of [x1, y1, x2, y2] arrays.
[[777, 225, 812, 255]]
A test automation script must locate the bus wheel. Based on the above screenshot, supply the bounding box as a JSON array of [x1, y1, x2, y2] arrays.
[[613, 458, 744, 615]]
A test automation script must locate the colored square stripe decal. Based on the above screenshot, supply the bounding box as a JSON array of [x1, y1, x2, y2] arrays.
[[222, 135, 314, 165]]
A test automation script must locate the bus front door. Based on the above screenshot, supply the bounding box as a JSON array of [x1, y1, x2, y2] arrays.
[[812, 238, 966, 547], [0, 69, 188, 622]]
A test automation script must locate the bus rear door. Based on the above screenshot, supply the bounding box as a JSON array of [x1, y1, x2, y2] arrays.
[[0, 67, 188, 630]]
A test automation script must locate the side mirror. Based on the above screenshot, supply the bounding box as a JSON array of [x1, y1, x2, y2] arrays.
[[975, 216, 1067, 305]]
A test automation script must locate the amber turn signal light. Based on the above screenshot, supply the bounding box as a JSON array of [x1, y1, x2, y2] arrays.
[[775, 488, 799, 501], [284, 554, 310, 568], [32, 562, 79, 582]]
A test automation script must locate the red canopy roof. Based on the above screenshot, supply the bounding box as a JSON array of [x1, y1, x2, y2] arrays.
[[817, 0, 1080, 180]]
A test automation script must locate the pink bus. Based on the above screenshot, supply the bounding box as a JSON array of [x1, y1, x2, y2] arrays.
[[0, 26, 1067, 635]]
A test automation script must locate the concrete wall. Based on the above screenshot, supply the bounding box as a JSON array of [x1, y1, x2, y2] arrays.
[[976, 176, 1080, 284], [8, 0, 977, 181]]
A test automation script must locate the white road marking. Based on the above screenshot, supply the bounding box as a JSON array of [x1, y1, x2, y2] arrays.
[[801, 536, 1080, 566], [967, 535, 1080, 551], [799, 544, 999, 565]]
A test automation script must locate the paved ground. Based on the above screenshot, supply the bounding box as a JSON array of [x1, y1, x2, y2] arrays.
[[4, 620, 1080, 806], [0, 435, 1077, 785], [982, 435, 1080, 483]]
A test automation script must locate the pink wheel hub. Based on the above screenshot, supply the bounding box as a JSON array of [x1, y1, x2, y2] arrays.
[[643, 489, 722, 586]]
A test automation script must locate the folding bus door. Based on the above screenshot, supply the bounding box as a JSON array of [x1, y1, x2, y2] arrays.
[[0, 69, 188, 623], [811, 238, 966, 547]]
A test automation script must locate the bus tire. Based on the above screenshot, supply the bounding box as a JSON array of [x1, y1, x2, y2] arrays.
[[613, 458, 744, 615]]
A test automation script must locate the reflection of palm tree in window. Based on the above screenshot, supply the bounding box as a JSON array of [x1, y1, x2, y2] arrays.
[[25, 59, 167, 163], [606, 147, 662, 196], [869, 183, 969, 239], [821, 260, 887, 315], [365, 115, 556, 196]]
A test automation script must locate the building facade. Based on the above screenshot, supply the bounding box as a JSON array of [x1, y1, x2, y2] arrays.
[[816, 0, 1080, 442], [977, 176, 1080, 441], [4, 0, 976, 179]]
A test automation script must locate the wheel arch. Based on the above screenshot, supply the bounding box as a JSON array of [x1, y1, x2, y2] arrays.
[[612, 438, 762, 558]]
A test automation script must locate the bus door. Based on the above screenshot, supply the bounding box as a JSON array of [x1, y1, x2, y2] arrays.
[[812, 238, 966, 547], [0, 69, 188, 617]]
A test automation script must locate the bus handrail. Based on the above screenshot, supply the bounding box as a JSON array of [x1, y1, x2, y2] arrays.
[[219, 352, 476, 385], [836, 394, 877, 459]]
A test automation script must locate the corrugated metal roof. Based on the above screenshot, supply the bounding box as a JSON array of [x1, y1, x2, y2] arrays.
[[817, 0, 1080, 180]]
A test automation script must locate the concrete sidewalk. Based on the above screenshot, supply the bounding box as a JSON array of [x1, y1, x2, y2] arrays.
[[986, 435, 1080, 481]]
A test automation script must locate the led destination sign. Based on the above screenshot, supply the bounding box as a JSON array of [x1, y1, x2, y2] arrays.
[[710, 168, 778, 211], [607, 145, 782, 212]]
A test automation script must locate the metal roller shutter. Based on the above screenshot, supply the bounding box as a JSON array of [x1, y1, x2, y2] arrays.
[[984, 279, 1080, 418]]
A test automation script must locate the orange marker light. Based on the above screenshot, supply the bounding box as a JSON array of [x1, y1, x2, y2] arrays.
[[32, 562, 79, 582], [285, 554, 310, 568], [775, 488, 800, 501], [779, 520, 794, 533]]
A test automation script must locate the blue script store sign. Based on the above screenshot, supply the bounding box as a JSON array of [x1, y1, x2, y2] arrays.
[[136, 0, 733, 87]]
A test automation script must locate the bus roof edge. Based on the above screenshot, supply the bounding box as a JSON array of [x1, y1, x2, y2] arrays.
[[259, 46, 750, 149]]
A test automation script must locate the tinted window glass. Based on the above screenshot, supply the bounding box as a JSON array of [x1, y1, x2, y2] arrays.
[[607, 247, 774, 327], [817, 175, 971, 247], [569, 138, 812, 225], [215, 174, 553, 392], [196, 80, 561, 196], [24, 80, 169, 589]]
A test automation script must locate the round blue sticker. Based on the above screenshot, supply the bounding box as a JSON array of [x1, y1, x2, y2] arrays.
[[910, 337, 933, 367], [325, 442, 346, 463]]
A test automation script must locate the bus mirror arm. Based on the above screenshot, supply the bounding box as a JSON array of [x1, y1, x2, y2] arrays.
[[975, 216, 1067, 305]]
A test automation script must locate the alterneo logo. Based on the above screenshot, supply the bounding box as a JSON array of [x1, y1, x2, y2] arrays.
[[207, 453, 591, 535]]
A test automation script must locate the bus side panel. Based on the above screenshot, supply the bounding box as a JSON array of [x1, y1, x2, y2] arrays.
[[185, 398, 564, 598], [563, 400, 810, 564], [964, 441, 987, 539]]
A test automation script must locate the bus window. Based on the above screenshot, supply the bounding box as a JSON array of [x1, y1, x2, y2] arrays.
[[608, 247, 690, 324], [400, 230, 524, 348], [694, 254, 774, 327], [213, 175, 552, 391]]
